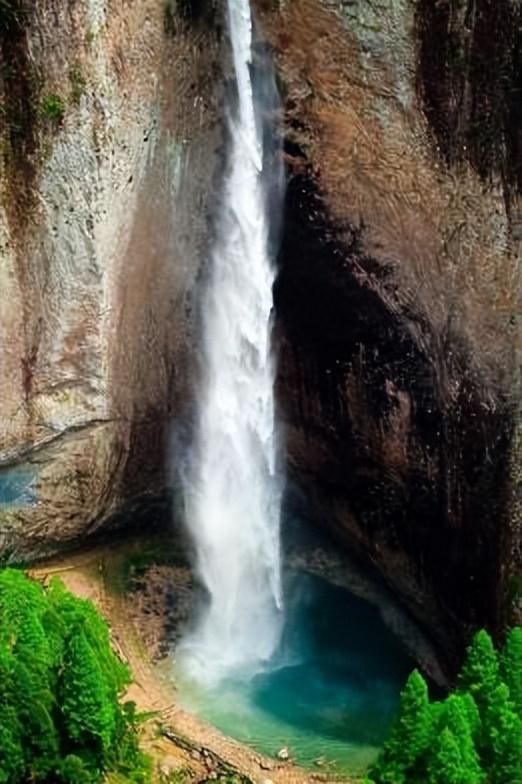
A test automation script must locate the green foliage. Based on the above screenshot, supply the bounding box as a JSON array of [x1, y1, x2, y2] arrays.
[[458, 629, 500, 711], [427, 727, 471, 784], [432, 695, 483, 783], [40, 94, 66, 123], [61, 628, 118, 755], [59, 754, 94, 784], [370, 670, 431, 783], [482, 683, 522, 784], [501, 627, 522, 718], [371, 628, 522, 784], [162, 768, 193, 784], [0, 568, 150, 783], [459, 691, 481, 740]]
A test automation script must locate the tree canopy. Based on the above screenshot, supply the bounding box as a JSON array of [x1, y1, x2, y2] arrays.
[[369, 627, 522, 784], [0, 568, 150, 783]]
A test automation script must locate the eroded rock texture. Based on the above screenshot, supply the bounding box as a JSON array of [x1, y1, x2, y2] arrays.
[[0, 0, 222, 558], [256, 0, 522, 668]]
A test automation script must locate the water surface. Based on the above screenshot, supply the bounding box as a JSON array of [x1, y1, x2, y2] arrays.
[[175, 573, 412, 774]]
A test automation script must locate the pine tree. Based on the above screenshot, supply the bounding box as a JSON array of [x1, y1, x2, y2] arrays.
[[427, 727, 467, 784], [459, 692, 481, 740], [0, 613, 20, 779], [48, 576, 129, 697], [370, 670, 431, 783], [10, 657, 60, 779], [60, 627, 117, 758], [0, 568, 149, 782], [430, 695, 484, 783], [483, 683, 522, 784], [0, 704, 24, 784], [501, 627, 522, 718], [59, 754, 95, 784], [458, 630, 500, 711]]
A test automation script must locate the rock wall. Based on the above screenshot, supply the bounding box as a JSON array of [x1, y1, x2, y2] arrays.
[[256, 0, 522, 669], [0, 0, 222, 559], [1, 0, 521, 674]]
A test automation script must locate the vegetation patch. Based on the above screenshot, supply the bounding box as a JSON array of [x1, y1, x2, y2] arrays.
[[40, 93, 66, 123], [368, 628, 522, 783], [0, 568, 151, 783]]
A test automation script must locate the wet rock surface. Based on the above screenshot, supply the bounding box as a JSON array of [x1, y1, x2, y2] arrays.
[[256, 0, 522, 670], [275, 169, 514, 670]]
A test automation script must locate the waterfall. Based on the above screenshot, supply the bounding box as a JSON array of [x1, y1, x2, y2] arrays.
[[180, 0, 285, 684]]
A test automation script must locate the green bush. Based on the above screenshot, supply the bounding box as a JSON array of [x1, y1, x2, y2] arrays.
[[0, 568, 151, 783], [40, 94, 66, 123], [370, 627, 522, 784], [500, 627, 522, 717], [371, 670, 431, 783]]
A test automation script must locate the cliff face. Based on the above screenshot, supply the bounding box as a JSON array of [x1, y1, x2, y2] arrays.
[[0, 0, 222, 559], [1, 0, 520, 671], [256, 0, 522, 666]]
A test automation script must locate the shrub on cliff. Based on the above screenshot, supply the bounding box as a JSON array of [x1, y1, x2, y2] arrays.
[[369, 627, 522, 784], [0, 568, 151, 783], [40, 94, 66, 124]]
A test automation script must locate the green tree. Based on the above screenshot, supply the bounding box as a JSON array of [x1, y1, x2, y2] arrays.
[[458, 630, 500, 711], [459, 692, 481, 740], [48, 577, 128, 697], [60, 627, 117, 758], [370, 670, 431, 783], [501, 627, 522, 718], [427, 727, 468, 784], [483, 683, 522, 784], [429, 695, 484, 783], [0, 568, 150, 783], [59, 754, 95, 784], [11, 657, 60, 779], [0, 707, 24, 784], [371, 627, 522, 784]]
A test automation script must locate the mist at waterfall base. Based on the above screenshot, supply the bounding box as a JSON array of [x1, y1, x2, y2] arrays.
[[178, 0, 285, 684], [174, 570, 413, 773]]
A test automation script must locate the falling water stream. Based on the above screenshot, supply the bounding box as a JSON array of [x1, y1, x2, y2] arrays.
[[180, 0, 284, 684], [176, 0, 413, 771]]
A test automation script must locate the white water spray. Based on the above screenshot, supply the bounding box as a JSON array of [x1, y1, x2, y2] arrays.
[[180, 0, 284, 683]]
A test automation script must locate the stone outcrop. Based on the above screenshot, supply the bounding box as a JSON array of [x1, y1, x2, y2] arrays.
[[255, 0, 522, 669], [0, 0, 222, 559]]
